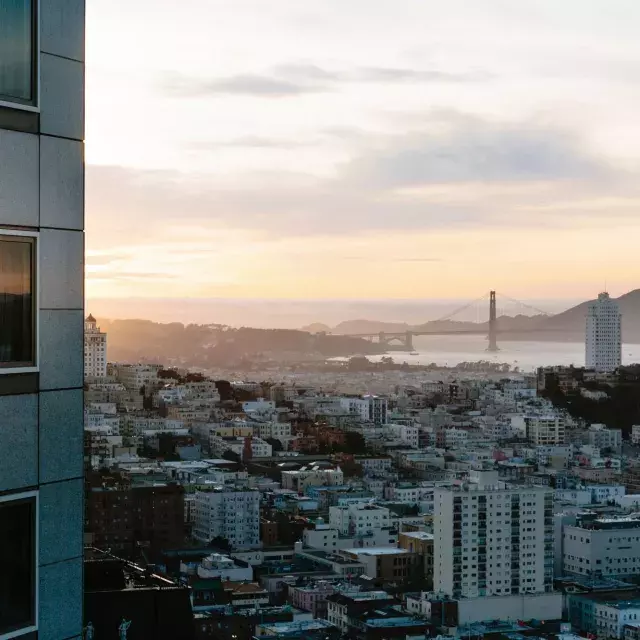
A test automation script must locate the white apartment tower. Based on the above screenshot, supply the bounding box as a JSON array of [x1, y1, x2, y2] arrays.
[[84, 314, 108, 378], [193, 488, 260, 549], [586, 292, 621, 372], [434, 471, 554, 599]]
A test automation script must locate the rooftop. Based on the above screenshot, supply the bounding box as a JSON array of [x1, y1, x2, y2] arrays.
[[342, 547, 408, 556]]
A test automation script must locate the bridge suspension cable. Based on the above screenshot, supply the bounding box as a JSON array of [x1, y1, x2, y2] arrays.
[[494, 293, 552, 316], [432, 292, 491, 323]]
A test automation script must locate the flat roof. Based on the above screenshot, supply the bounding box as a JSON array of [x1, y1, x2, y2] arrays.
[[342, 547, 407, 556], [400, 531, 434, 541]]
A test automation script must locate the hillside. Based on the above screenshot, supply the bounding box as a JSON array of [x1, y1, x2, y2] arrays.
[[305, 290, 640, 343], [99, 319, 385, 365]]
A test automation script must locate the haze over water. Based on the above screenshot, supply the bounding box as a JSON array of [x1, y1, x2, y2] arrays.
[[368, 335, 640, 372]]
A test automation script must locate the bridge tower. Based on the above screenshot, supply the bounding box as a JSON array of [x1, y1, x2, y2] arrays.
[[405, 331, 414, 351], [487, 290, 499, 352]]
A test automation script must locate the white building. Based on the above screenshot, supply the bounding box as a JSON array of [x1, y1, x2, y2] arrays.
[[194, 553, 253, 581], [632, 426, 640, 445], [329, 503, 391, 537], [587, 424, 622, 452], [563, 516, 640, 578], [339, 395, 388, 424], [193, 488, 260, 549], [84, 314, 108, 378], [586, 292, 622, 373], [434, 470, 554, 599]]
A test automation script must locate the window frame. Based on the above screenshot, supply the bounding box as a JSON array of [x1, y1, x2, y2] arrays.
[[0, 0, 39, 112], [0, 229, 39, 374], [0, 490, 39, 640]]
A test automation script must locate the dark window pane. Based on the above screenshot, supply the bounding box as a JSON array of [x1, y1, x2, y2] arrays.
[[0, 237, 34, 366], [0, 0, 34, 104], [0, 499, 35, 634]]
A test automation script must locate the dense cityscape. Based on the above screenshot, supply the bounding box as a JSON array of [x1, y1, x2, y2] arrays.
[[73, 292, 640, 638]]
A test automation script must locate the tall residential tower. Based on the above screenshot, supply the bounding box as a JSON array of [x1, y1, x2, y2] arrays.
[[0, 2, 85, 638], [84, 313, 107, 378], [586, 292, 622, 372]]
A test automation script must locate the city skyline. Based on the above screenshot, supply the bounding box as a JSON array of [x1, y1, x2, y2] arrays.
[[86, 0, 640, 304]]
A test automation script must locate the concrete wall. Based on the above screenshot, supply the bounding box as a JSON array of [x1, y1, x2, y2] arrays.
[[457, 592, 563, 625]]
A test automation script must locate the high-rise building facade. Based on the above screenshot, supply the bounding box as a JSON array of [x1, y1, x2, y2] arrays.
[[0, 2, 85, 639], [84, 313, 107, 378], [586, 292, 622, 372], [193, 488, 260, 549], [433, 471, 554, 599]]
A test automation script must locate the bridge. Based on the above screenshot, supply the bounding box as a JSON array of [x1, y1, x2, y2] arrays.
[[337, 291, 551, 352]]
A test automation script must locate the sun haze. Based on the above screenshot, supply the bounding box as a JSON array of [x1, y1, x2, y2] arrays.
[[85, 0, 640, 308]]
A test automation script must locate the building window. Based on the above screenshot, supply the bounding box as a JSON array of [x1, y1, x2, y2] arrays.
[[0, 0, 37, 107], [0, 492, 37, 637], [0, 235, 35, 369]]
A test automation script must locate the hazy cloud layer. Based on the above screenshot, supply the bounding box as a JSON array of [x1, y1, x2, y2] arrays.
[[87, 113, 626, 250], [163, 63, 488, 98]]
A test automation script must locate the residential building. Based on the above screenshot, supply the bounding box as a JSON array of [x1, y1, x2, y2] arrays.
[[326, 591, 395, 632], [85, 475, 185, 559], [525, 414, 565, 445], [340, 395, 388, 425], [588, 423, 622, 452], [340, 547, 421, 582], [329, 503, 391, 537], [563, 515, 640, 578], [586, 292, 622, 372], [398, 531, 434, 587], [193, 487, 260, 549], [281, 465, 344, 492], [433, 470, 554, 598], [84, 313, 107, 378], [112, 363, 162, 390], [195, 553, 253, 581], [633, 426, 640, 446], [0, 3, 85, 639], [209, 434, 272, 459]]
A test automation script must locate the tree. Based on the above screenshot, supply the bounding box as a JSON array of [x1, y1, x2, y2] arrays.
[[209, 536, 232, 552], [222, 449, 241, 463], [344, 431, 367, 454], [158, 368, 181, 380]]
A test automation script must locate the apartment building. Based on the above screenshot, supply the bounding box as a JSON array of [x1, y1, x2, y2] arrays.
[[112, 363, 162, 390], [0, 3, 85, 638], [329, 503, 391, 536], [434, 470, 554, 599], [586, 292, 622, 373], [85, 476, 185, 559], [588, 424, 622, 452], [84, 313, 107, 378], [525, 414, 565, 445], [193, 487, 260, 549], [339, 395, 388, 425]]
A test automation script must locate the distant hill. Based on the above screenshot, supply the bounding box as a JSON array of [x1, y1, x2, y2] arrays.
[[305, 289, 640, 343], [301, 322, 332, 334], [99, 319, 385, 365]]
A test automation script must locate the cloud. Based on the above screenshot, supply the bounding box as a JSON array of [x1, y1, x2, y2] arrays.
[[185, 136, 312, 150], [164, 73, 325, 97], [343, 121, 609, 187], [86, 113, 627, 244], [162, 63, 489, 99], [343, 256, 443, 263]]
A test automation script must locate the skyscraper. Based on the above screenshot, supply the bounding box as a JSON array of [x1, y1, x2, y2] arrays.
[[586, 292, 622, 372], [84, 313, 107, 378], [0, 2, 84, 638]]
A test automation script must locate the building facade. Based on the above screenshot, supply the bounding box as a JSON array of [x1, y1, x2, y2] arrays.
[[586, 292, 622, 372], [0, 3, 85, 639], [193, 487, 260, 549], [433, 471, 554, 599], [84, 313, 107, 377], [525, 414, 565, 445]]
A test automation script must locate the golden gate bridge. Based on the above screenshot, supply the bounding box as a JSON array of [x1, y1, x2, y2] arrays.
[[335, 291, 552, 352]]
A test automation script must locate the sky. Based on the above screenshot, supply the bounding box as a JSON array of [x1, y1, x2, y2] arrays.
[[85, 0, 640, 321]]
